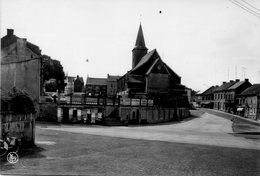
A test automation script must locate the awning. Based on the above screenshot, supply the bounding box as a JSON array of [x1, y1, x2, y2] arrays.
[[237, 108, 244, 111]]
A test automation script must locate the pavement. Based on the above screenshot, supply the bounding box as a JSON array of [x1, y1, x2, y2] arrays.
[[37, 110, 260, 150], [1, 109, 259, 176]]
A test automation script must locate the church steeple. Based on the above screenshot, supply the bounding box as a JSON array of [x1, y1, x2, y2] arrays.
[[132, 24, 148, 68]]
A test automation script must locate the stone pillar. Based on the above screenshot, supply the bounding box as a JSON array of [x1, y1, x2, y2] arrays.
[[57, 107, 62, 122], [69, 108, 73, 121], [77, 109, 82, 121]]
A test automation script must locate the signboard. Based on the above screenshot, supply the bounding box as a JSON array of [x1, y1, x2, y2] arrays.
[[120, 98, 131, 106], [131, 99, 140, 106], [141, 99, 147, 106], [148, 99, 153, 106]]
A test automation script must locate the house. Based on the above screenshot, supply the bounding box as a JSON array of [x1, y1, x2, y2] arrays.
[[213, 80, 238, 111], [1, 29, 42, 105], [85, 76, 107, 97], [74, 75, 84, 92], [200, 86, 219, 109], [239, 84, 260, 121], [117, 24, 188, 108], [225, 79, 252, 113], [107, 74, 121, 98], [64, 75, 75, 95]]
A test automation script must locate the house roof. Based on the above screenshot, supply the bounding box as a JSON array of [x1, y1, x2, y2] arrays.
[[240, 84, 260, 96], [1, 29, 41, 55], [228, 80, 250, 90], [214, 81, 237, 92], [201, 86, 219, 95], [107, 75, 121, 81], [86, 77, 107, 86]]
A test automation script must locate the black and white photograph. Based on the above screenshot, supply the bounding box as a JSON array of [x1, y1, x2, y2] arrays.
[[1, 0, 260, 175]]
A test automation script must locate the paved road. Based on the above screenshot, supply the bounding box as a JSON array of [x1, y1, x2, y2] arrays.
[[1, 110, 260, 176], [39, 110, 260, 150]]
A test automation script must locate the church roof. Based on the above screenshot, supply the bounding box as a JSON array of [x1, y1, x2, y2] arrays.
[[133, 24, 147, 50], [130, 49, 180, 79]]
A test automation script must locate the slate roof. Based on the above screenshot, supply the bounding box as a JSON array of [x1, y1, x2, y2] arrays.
[[228, 80, 247, 90], [214, 81, 237, 92], [131, 49, 157, 72], [240, 84, 260, 96], [107, 75, 121, 81], [133, 24, 147, 50], [86, 77, 107, 86], [201, 86, 219, 95]]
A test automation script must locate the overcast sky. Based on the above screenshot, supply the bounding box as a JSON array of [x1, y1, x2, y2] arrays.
[[1, 0, 260, 92]]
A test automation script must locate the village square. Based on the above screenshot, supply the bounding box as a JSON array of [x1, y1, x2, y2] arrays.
[[1, 0, 260, 175]]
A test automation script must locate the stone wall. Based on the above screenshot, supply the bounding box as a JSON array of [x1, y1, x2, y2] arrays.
[[0, 112, 35, 146]]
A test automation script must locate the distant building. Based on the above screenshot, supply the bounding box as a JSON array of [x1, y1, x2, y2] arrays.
[[225, 79, 251, 113], [107, 74, 121, 97], [64, 75, 75, 95], [239, 84, 260, 121], [74, 75, 84, 92], [200, 86, 219, 109], [85, 77, 107, 97], [213, 80, 238, 111]]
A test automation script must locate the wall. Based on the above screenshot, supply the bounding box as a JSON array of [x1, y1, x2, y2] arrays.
[[119, 106, 190, 124], [0, 112, 35, 146], [1, 39, 41, 103], [146, 73, 169, 93]]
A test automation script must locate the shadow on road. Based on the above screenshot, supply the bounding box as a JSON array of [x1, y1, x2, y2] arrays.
[[0, 145, 46, 171]]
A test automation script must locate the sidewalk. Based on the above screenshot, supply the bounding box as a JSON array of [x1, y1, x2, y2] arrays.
[[199, 108, 260, 134]]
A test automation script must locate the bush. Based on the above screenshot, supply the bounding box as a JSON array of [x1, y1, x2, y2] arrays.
[[8, 87, 35, 114]]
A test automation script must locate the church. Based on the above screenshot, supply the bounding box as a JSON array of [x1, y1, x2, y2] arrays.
[[117, 24, 189, 108]]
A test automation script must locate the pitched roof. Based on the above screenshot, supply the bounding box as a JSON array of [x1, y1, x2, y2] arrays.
[[133, 24, 147, 50], [107, 75, 121, 81], [201, 86, 219, 95], [214, 81, 237, 92], [131, 49, 157, 72], [240, 84, 260, 96], [1, 29, 41, 55], [86, 77, 107, 86]]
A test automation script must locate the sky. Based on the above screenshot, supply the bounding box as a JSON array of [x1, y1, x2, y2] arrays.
[[1, 0, 260, 92]]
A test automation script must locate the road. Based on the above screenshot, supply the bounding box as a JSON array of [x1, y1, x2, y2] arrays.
[[1, 109, 260, 176]]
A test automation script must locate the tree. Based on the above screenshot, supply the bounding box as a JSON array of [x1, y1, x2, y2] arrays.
[[42, 55, 65, 92]]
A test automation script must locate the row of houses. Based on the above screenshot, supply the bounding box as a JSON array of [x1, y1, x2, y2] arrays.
[[197, 79, 260, 121]]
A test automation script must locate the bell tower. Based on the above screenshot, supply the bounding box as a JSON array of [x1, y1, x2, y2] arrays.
[[132, 24, 148, 68]]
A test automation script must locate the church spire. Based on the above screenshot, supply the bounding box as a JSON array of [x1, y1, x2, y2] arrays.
[[132, 24, 148, 68], [134, 24, 147, 49]]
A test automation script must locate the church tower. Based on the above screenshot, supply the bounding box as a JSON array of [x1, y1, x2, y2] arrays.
[[132, 24, 148, 68]]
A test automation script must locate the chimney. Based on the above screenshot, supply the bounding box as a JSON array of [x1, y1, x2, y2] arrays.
[[245, 78, 249, 82], [230, 80, 234, 83], [7, 29, 14, 36], [236, 79, 240, 82]]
